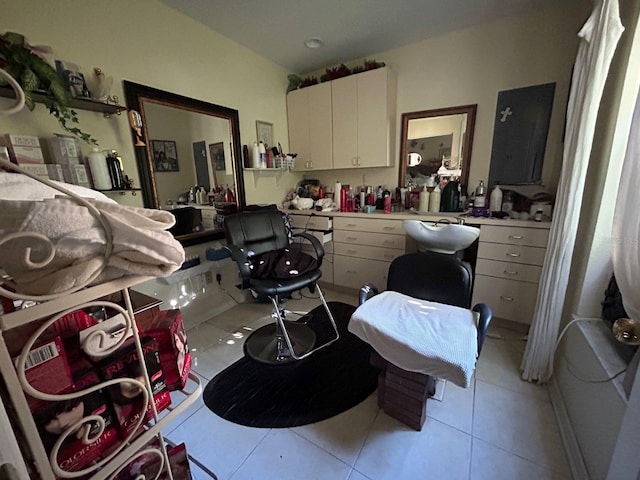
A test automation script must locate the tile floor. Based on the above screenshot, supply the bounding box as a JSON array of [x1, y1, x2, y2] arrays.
[[163, 285, 571, 480]]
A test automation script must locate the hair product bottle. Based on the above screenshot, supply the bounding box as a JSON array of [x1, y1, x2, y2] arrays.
[[429, 183, 441, 212]]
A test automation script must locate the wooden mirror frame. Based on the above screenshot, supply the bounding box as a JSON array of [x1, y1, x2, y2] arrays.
[[123, 81, 246, 212], [398, 104, 477, 189]]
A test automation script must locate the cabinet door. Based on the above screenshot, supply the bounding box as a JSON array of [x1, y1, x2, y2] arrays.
[[357, 68, 390, 167], [332, 75, 359, 169], [287, 88, 311, 170], [307, 82, 333, 170]]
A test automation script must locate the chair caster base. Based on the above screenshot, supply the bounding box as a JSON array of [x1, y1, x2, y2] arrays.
[[244, 322, 317, 364]]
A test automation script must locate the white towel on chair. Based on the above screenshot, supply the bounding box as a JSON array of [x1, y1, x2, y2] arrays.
[[349, 291, 478, 388]]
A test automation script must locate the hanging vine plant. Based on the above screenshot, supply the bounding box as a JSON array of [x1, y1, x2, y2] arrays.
[[0, 31, 98, 145]]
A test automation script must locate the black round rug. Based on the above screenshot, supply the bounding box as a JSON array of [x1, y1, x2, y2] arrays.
[[203, 301, 379, 428]]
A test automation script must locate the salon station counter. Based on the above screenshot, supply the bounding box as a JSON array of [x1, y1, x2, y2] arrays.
[[286, 209, 552, 331]]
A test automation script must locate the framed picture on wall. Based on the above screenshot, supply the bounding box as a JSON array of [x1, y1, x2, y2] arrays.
[[209, 142, 225, 171], [151, 139, 179, 172], [256, 120, 273, 148]]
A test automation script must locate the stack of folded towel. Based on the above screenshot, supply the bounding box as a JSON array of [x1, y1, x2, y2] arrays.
[[0, 197, 185, 295]]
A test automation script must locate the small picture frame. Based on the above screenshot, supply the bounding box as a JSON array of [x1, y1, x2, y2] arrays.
[[256, 120, 274, 149], [151, 140, 179, 172], [209, 142, 225, 171]]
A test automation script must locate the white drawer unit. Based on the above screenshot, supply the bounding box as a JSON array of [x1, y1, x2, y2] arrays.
[[332, 215, 405, 290], [333, 256, 390, 291], [479, 225, 549, 247], [288, 214, 333, 231], [472, 224, 550, 327], [333, 216, 404, 235]]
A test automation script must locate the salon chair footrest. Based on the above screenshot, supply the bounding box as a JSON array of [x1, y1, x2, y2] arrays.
[[372, 351, 435, 431]]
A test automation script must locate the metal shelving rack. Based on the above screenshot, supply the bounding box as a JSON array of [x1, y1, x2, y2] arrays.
[[0, 160, 204, 479]]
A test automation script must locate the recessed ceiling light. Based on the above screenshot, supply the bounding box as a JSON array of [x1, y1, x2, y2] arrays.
[[304, 38, 324, 49]]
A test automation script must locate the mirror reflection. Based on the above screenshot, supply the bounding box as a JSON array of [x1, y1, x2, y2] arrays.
[[144, 101, 236, 206], [399, 104, 477, 190], [123, 81, 245, 243]]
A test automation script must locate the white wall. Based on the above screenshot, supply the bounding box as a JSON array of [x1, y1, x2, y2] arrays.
[[304, 5, 587, 196], [0, 0, 290, 206]]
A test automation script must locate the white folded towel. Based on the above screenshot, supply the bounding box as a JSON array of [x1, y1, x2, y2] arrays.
[[349, 291, 478, 388], [0, 197, 185, 295]]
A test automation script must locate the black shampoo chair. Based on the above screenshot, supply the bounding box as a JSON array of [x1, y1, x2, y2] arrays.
[[359, 250, 491, 430], [224, 209, 339, 364]]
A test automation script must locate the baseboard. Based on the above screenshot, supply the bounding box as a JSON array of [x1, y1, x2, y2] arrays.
[[548, 377, 589, 480]]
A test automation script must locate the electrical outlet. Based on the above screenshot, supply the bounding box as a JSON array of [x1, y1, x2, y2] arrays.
[[216, 273, 222, 284]]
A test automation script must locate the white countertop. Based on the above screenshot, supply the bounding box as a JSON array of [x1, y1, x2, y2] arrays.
[[285, 208, 552, 229]]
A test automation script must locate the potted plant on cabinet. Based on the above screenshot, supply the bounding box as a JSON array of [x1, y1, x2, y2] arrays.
[[0, 31, 97, 145]]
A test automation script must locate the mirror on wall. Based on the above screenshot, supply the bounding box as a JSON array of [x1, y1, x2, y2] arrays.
[[123, 81, 245, 215], [398, 104, 477, 190]]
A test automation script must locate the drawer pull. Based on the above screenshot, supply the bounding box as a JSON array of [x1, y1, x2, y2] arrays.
[[346, 236, 358, 241], [509, 234, 524, 240], [346, 250, 357, 254], [383, 240, 395, 245], [384, 254, 394, 259], [500, 296, 515, 302], [346, 223, 358, 227], [506, 252, 520, 257], [347, 269, 356, 274], [504, 270, 519, 275], [382, 226, 397, 231]]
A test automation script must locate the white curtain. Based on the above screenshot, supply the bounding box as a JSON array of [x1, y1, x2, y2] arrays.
[[521, 0, 624, 383], [612, 90, 640, 321]]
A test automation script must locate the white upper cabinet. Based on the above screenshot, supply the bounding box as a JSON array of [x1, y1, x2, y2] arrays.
[[332, 67, 396, 169], [287, 82, 333, 171], [286, 66, 396, 171]]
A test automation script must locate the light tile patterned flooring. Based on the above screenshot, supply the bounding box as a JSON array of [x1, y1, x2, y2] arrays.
[[164, 285, 571, 480]]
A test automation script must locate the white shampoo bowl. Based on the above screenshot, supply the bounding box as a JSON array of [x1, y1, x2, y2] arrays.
[[403, 220, 480, 254]]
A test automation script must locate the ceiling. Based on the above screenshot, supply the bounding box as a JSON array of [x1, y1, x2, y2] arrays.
[[160, 0, 580, 74]]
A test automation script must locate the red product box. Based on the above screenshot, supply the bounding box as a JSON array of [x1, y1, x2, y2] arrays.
[[137, 309, 191, 390], [32, 365, 118, 475], [16, 337, 74, 412], [115, 441, 193, 480], [99, 336, 171, 438]]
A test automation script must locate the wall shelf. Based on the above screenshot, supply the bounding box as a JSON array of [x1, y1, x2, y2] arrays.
[[98, 188, 141, 196], [244, 167, 290, 187], [0, 86, 126, 117]]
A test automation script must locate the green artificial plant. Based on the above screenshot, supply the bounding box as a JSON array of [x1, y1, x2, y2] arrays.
[[0, 31, 97, 145]]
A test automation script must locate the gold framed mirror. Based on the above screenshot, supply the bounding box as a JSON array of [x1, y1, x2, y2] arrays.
[[398, 104, 477, 189]]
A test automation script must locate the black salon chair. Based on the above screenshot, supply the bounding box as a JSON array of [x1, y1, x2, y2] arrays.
[[357, 250, 492, 430], [224, 209, 339, 364]]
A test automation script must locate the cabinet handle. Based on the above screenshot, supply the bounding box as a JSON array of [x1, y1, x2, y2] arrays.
[[347, 269, 356, 274], [383, 240, 395, 245], [357, 156, 361, 166], [504, 270, 519, 275], [506, 252, 520, 257], [346, 223, 358, 227], [384, 254, 394, 259], [509, 235, 524, 240], [382, 226, 397, 231], [346, 236, 358, 241], [352, 157, 358, 166], [500, 296, 515, 302], [346, 249, 357, 254]]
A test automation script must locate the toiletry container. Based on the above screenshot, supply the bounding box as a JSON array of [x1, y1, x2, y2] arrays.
[[258, 141, 267, 168], [474, 180, 486, 208], [501, 191, 514, 213], [334, 181, 342, 211], [87, 147, 111, 190], [441, 180, 460, 212], [428, 184, 441, 212], [489, 185, 503, 213], [419, 185, 429, 212], [252, 142, 260, 168]]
